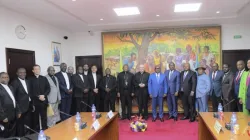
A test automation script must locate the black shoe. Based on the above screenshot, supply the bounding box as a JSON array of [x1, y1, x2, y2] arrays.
[[168, 116, 174, 120], [174, 117, 178, 121], [180, 116, 189, 120], [189, 118, 195, 122], [127, 117, 131, 120], [160, 118, 164, 122], [120, 117, 126, 120], [144, 116, 148, 120], [152, 118, 156, 122]]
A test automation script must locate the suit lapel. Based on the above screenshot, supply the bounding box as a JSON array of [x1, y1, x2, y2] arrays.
[[17, 79, 28, 94], [0, 84, 13, 102]]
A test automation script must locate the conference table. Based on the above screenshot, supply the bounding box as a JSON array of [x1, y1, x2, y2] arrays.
[[44, 112, 119, 140], [199, 112, 250, 140]]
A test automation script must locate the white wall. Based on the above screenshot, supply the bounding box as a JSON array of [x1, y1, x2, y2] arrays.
[[0, 7, 72, 74]]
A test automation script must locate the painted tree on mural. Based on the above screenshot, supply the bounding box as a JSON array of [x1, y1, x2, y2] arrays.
[[117, 27, 217, 65]]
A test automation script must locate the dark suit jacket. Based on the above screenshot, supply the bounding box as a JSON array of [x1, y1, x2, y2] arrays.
[[99, 75, 117, 99], [72, 74, 90, 98], [134, 72, 150, 95], [222, 71, 234, 101], [55, 72, 72, 98], [117, 71, 134, 94], [0, 84, 20, 121], [88, 73, 101, 95], [180, 70, 197, 95], [29, 75, 50, 105], [209, 70, 224, 97], [11, 78, 31, 113]]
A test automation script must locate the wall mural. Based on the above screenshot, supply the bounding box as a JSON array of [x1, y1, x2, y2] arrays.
[[102, 26, 221, 113]]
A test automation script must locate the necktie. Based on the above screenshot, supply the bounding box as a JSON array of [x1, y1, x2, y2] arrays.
[[169, 71, 173, 80], [212, 72, 216, 80], [183, 71, 187, 81], [157, 74, 160, 83], [235, 71, 242, 82]]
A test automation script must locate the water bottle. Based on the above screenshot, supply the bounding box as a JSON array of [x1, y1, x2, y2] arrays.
[[218, 103, 223, 120], [92, 104, 96, 121], [75, 112, 81, 131], [38, 130, 46, 140], [230, 112, 237, 134]]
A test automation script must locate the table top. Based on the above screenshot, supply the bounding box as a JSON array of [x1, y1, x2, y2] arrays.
[[44, 112, 118, 140], [199, 112, 250, 140]]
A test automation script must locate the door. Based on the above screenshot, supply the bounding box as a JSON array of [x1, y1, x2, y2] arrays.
[[75, 55, 103, 76], [222, 50, 250, 73], [6, 48, 36, 82]]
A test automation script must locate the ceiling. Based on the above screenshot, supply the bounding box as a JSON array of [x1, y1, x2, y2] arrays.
[[1, 0, 250, 32]]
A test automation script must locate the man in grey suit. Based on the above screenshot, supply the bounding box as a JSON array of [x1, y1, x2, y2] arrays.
[[209, 63, 224, 112], [45, 66, 61, 127], [221, 64, 234, 112]]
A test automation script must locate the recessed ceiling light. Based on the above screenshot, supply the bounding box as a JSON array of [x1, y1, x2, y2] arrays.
[[100, 18, 103, 21], [113, 7, 140, 16], [174, 3, 202, 12], [156, 15, 160, 17], [72, 0, 76, 1], [216, 11, 220, 14]]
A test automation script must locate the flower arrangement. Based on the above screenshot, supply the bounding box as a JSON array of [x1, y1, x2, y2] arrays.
[[130, 116, 147, 132]]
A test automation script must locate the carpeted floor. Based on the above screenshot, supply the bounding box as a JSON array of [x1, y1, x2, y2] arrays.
[[119, 116, 198, 140]]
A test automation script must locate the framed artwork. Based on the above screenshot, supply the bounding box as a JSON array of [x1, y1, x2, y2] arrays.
[[102, 26, 221, 113], [52, 42, 61, 66]]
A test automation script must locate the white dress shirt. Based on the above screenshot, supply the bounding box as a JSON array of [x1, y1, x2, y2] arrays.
[[79, 74, 84, 82], [92, 73, 97, 88], [212, 71, 217, 79], [18, 78, 31, 101], [84, 71, 88, 76], [169, 70, 173, 80], [1, 84, 16, 108], [62, 72, 70, 89]]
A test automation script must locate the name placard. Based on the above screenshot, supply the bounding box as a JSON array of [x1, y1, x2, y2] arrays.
[[92, 120, 100, 131], [214, 120, 222, 134], [107, 110, 114, 119]]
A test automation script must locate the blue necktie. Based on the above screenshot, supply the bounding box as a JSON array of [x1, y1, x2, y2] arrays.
[[157, 74, 160, 83]]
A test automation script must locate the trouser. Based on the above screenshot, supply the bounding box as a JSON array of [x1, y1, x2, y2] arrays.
[[0, 119, 16, 138], [181, 92, 195, 119], [236, 98, 243, 112], [104, 94, 116, 112], [120, 90, 132, 118], [152, 96, 163, 119], [33, 102, 47, 130], [75, 96, 88, 112], [60, 95, 72, 120], [136, 88, 148, 117], [222, 98, 233, 112], [167, 93, 178, 117], [197, 95, 208, 112], [16, 102, 33, 136], [89, 92, 100, 111], [211, 91, 221, 112]]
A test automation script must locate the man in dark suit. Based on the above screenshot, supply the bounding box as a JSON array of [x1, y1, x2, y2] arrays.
[[221, 64, 235, 112], [72, 66, 90, 112], [100, 68, 117, 112], [117, 64, 135, 120], [11, 68, 33, 136], [88, 65, 102, 111], [180, 63, 197, 122], [234, 60, 245, 112], [55, 63, 73, 120], [30, 65, 50, 130], [134, 64, 150, 120], [165, 62, 180, 121], [0, 72, 21, 138], [209, 63, 224, 112]]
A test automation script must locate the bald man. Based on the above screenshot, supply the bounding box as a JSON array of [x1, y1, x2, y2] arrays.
[[134, 65, 150, 120], [234, 60, 245, 112], [180, 63, 197, 122]]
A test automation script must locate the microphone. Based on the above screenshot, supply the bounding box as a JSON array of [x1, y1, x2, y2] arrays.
[[213, 99, 236, 118], [1, 137, 21, 140], [59, 111, 73, 117], [0, 124, 4, 131], [24, 125, 50, 140], [81, 101, 102, 119]]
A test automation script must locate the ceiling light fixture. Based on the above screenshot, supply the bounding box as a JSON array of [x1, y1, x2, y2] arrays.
[[174, 3, 202, 12], [72, 0, 76, 1], [100, 18, 103, 21], [113, 7, 140, 16], [216, 11, 220, 14], [156, 15, 160, 17]]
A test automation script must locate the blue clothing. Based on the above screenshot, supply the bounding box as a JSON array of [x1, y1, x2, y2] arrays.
[[196, 73, 211, 98], [165, 70, 180, 117], [148, 73, 167, 119], [209, 70, 224, 97], [197, 96, 208, 112]]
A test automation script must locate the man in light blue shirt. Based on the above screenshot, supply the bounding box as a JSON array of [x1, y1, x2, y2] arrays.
[[196, 66, 211, 112]]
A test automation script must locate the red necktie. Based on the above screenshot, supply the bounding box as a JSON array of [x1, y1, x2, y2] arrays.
[[235, 71, 241, 82]]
